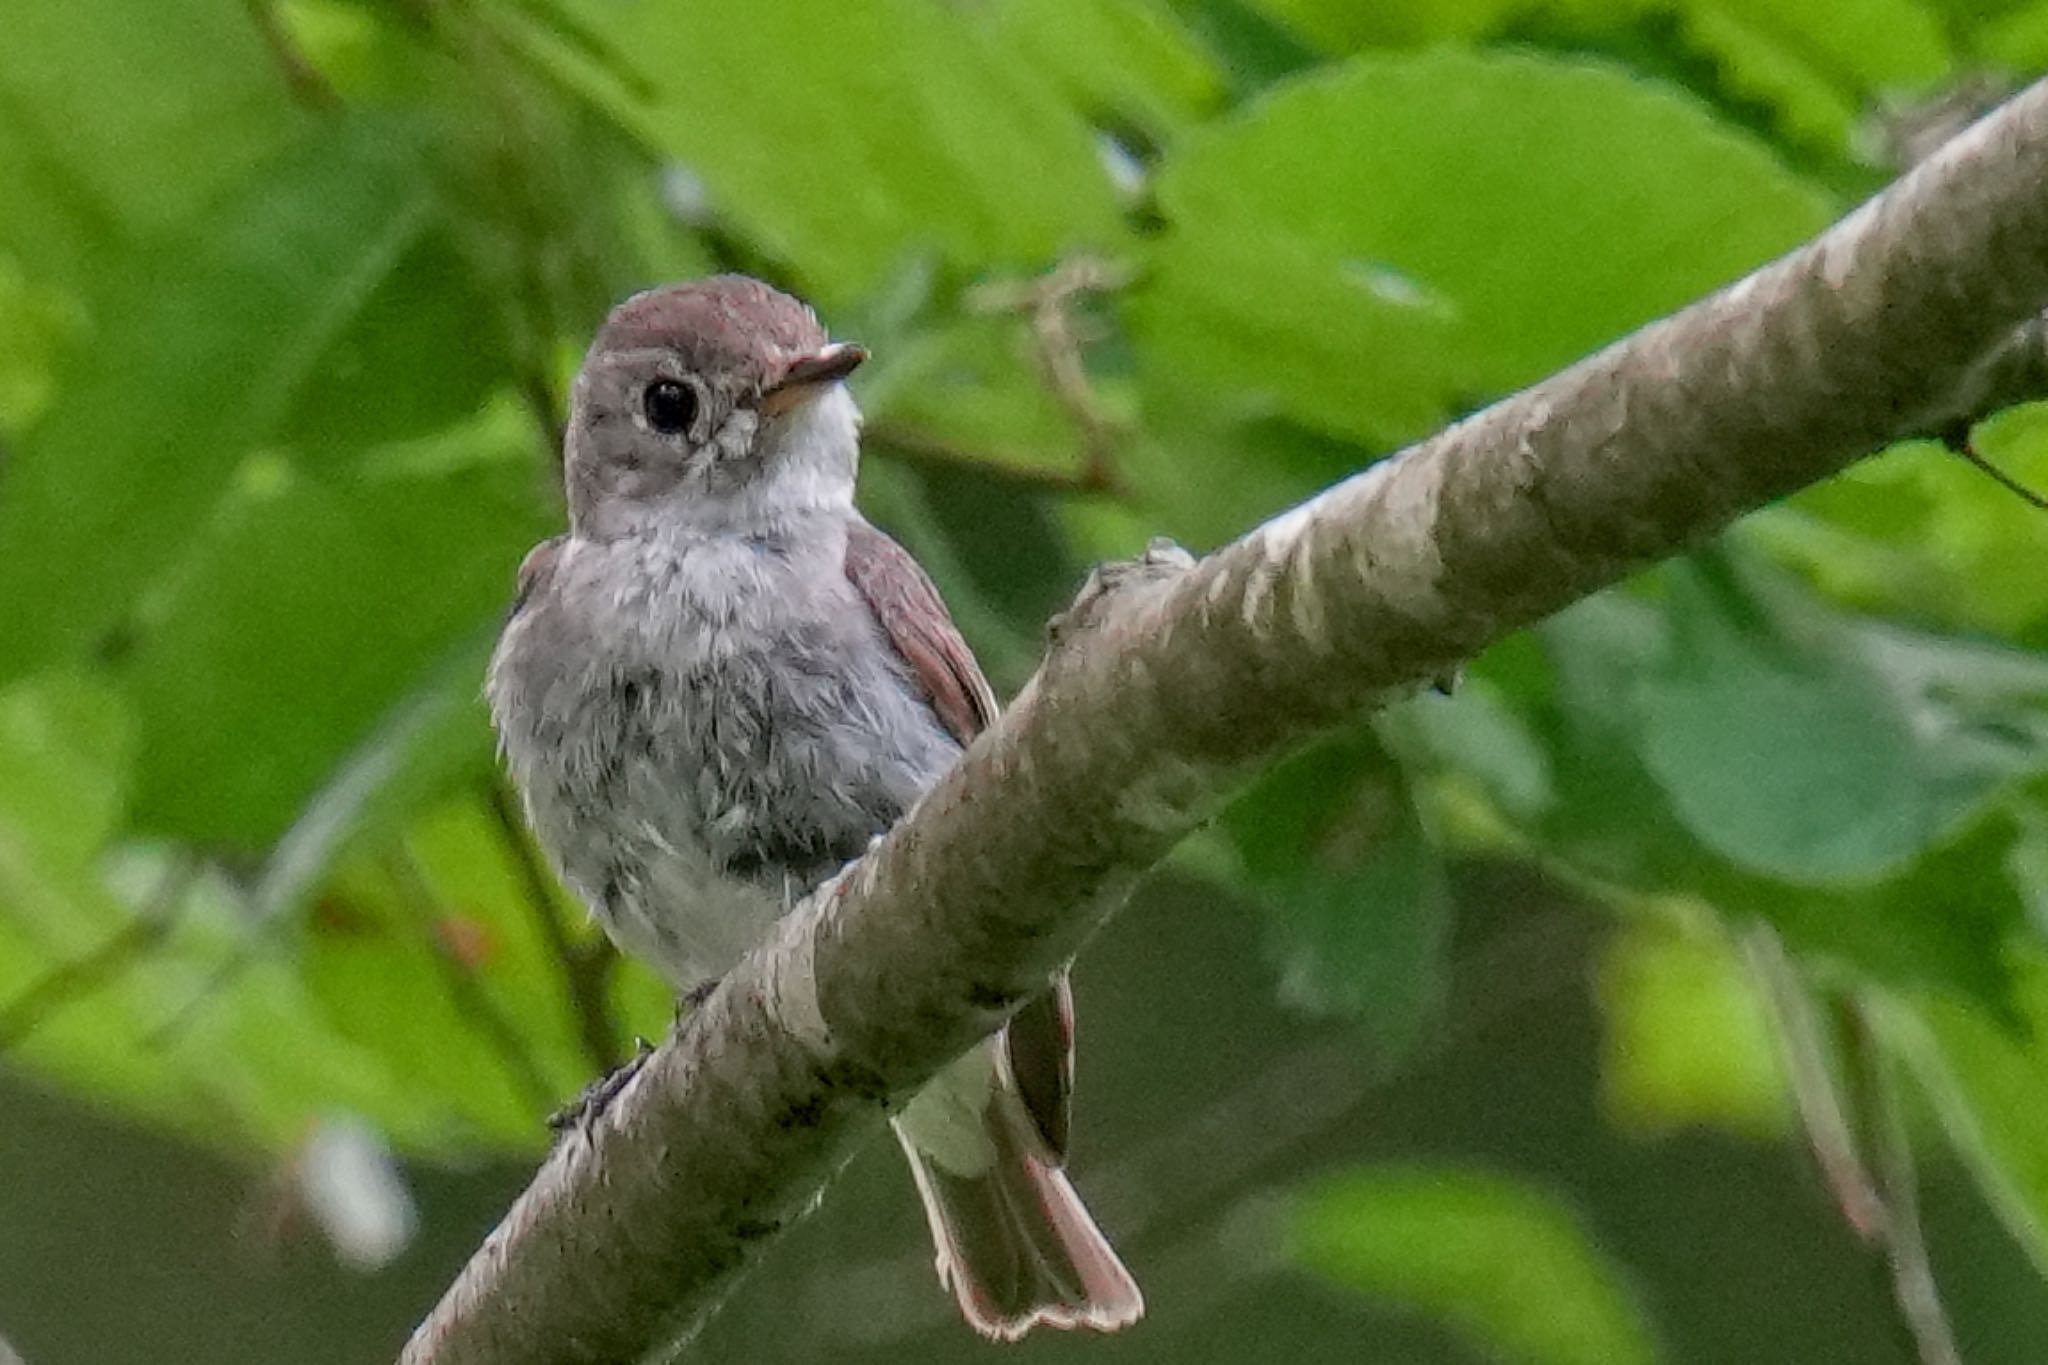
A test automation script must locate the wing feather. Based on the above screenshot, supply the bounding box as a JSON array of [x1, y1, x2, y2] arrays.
[[843, 517, 1074, 1161], [842, 519, 996, 746]]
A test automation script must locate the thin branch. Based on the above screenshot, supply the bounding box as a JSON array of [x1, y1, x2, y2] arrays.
[[1846, 999, 1964, 1365], [1744, 926, 1888, 1241], [0, 857, 199, 1054], [1751, 931, 1965, 1365], [383, 847, 560, 1122], [1904, 311, 2048, 506], [864, 420, 1122, 496], [1954, 438, 2048, 510], [243, 0, 340, 112], [1915, 313, 2048, 447], [480, 780, 622, 1075], [968, 255, 1134, 495], [402, 77, 2048, 1365], [142, 932, 262, 1050]]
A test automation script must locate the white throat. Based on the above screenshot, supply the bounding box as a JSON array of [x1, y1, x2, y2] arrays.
[[679, 383, 862, 536]]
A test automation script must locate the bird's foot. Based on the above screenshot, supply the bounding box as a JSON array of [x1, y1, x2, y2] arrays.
[[548, 1034, 655, 1135]]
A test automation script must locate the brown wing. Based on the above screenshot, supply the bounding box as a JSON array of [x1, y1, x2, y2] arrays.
[[843, 517, 1074, 1161], [843, 519, 997, 746], [509, 535, 565, 618]]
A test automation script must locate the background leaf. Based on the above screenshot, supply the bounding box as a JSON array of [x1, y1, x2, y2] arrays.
[[1293, 1165, 1665, 1365], [1133, 49, 1833, 451], [1637, 560, 2029, 884], [1223, 727, 1453, 1053], [0, 118, 438, 681]]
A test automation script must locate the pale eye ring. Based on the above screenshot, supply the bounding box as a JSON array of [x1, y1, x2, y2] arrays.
[[643, 379, 699, 435]]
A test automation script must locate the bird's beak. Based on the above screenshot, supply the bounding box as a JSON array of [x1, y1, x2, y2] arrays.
[[760, 342, 867, 416]]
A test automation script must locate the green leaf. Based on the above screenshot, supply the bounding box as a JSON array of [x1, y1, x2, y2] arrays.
[[1135, 49, 1832, 447], [1378, 677, 1555, 826], [1761, 815, 2028, 1013], [0, 854, 230, 1144], [0, 673, 131, 872], [137, 872, 475, 1153], [1533, 587, 2026, 1009], [1531, 591, 1710, 889], [1292, 1164, 1664, 1365], [273, 228, 515, 462], [1695, 0, 1951, 95], [117, 445, 552, 847], [0, 672, 135, 950], [1981, 2, 2048, 67], [863, 312, 1115, 486], [1595, 918, 1790, 1138], [1131, 227, 1466, 448], [0, 688, 347, 1144], [1882, 939, 2048, 1278], [1248, 0, 1538, 49], [1764, 416, 2048, 638], [1637, 560, 2032, 884], [0, 0, 302, 291], [537, 0, 1129, 300], [980, 0, 1227, 139], [1676, 4, 1863, 152], [1222, 727, 1451, 1053], [292, 801, 594, 1151], [0, 118, 439, 683], [0, 260, 82, 432], [251, 633, 503, 927]]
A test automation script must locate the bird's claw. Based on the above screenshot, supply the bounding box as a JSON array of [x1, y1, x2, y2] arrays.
[[548, 1034, 655, 1135], [679, 975, 722, 1016]]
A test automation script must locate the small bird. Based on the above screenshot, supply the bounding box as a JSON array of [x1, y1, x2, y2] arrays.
[[486, 276, 1142, 1340]]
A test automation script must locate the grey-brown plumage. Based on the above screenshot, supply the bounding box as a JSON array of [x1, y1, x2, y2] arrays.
[[486, 276, 1141, 1340]]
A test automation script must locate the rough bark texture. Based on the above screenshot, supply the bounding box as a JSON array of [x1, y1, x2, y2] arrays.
[[403, 80, 2048, 1365]]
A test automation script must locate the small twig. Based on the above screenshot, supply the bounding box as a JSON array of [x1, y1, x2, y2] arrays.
[[1952, 439, 2048, 510], [143, 935, 262, 1050], [383, 846, 560, 1120], [864, 421, 1122, 497], [1845, 998, 1964, 1365], [0, 857, 201, 1054], [481, 781, 622, 1075], [517, 367, 568, 473], [967, 256, 1134, 496], [1744, 926, 1889, 1241], [243, 0, 340, 111], [1750, 932, 1963, 1363], [1914, 312, 2048, 452]]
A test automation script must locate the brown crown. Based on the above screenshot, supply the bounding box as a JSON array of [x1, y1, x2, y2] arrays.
[[594, 276, 828, 391]]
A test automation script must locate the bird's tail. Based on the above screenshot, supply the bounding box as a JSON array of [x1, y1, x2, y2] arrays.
[[892, 1038, 1143, 1341]]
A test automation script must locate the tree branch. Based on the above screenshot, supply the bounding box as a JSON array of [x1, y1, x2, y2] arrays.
[[402, 80, 2048, 1365], [968, 255, 1134, 495]]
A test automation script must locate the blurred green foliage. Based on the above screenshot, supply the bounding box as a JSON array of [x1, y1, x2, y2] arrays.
[[5, 0, 2048, 1359]]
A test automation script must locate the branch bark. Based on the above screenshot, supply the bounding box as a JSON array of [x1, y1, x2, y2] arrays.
[[403, 80, 2048, 1365]]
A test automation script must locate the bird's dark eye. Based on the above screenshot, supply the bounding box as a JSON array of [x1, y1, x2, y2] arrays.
[[643, 379, 698, 435]]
